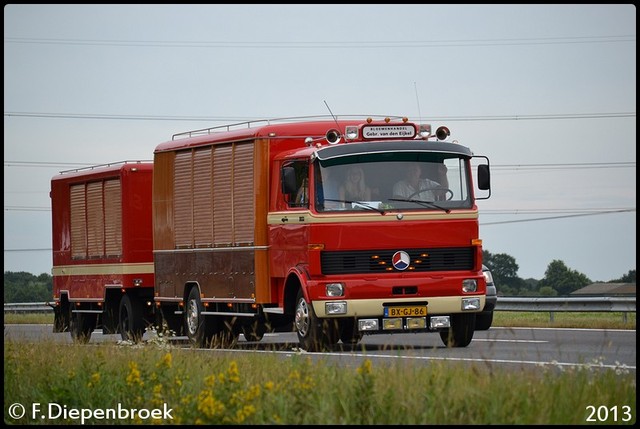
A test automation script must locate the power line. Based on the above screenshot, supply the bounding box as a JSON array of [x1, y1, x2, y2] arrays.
[[4, 35, 635, 49], [3, 111, 635, 122], [481, 208, 635, 225], [4, 161, 104, 168], [482, 208, 637, 214]]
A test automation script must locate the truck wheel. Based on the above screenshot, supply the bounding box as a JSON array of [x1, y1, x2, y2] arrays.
[[185, 287, 215, 347], [69, 309, 95, 344], [475, 311, 494, 331], [53, 303, 69, 333], [339, 318, 362, 345], [439, 313, 476, 347], [294, 290, 337, 351], [119, 294, 145, 342]]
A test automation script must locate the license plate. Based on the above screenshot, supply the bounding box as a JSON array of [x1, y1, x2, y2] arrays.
[[384, 306, 427, 317]]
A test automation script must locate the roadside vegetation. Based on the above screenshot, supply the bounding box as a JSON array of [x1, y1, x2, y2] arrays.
[[4, 311, 636, 330], [4, 338, 635, 425]]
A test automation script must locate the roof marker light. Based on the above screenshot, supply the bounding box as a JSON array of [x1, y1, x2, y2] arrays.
[[419, 124, 432, 138], [436, 126, 450, 140], [325, 129, 341, 145]]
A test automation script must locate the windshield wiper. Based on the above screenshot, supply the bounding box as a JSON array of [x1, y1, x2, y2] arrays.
[[388, 198, 449, 213], [323, 199, 386, 214]]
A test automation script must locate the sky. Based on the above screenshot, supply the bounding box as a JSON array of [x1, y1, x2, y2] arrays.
[[3, 4, 636, 282]]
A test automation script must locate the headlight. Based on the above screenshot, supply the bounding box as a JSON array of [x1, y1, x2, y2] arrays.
[[325, 301, 347, 315], [325, 283, 344, 297], [462, 279, 477, 293]]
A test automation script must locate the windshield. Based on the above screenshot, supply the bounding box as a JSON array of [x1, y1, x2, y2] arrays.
[[314, 155, 472, 212]]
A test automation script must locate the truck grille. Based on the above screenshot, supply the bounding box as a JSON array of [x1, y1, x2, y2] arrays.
[[321, 247, 474, 275]]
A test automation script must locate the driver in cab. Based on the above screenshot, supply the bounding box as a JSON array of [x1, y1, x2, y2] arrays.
[[392, 163, 443, 201]]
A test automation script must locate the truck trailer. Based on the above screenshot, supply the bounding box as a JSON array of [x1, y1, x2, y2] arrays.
[[50, 161, 155, 343]]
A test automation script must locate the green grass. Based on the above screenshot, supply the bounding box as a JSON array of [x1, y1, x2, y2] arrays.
[[4, 312, 55, 325], [4, 340, 636, 425], [493, 311, 636, 330], [5, 311, 636, 330]]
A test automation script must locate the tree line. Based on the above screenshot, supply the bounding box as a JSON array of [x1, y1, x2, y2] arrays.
[[3, 253, 636, 303], [482, 250, 635, 296]]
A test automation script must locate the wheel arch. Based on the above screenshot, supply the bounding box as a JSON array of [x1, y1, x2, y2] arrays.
[[283, 268, 307, 315]]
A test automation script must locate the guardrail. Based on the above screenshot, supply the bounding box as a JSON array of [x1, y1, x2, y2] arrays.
[[4, 302, 53, 313], [5, 296, 636, 316], [496, 296, 635, 323]]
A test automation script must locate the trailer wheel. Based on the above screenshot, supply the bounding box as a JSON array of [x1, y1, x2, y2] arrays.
[[69, 309, 96, 344], [185, 287, 215, 347], [119, 294, 145, 342], [53, 303, 69, 333], [294, 290, 337, 352], [439, 313, 476, 347]]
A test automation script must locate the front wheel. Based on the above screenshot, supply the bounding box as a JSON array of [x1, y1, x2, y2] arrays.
[[339, 318, 362, 345], [294, 290, 337, 352], [475, 311, 494, 331], [439, 313, 476, 347]]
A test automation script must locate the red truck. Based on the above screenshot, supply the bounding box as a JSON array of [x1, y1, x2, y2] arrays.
[[51, 116, 491, 351], [50, 161, 155, 343], [152, 115, 491, 350]]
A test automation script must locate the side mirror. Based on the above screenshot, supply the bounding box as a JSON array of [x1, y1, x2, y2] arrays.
[[477, 164, 490, 191]]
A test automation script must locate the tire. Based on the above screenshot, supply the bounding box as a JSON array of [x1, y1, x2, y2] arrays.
[[69, 309, 96, 344], [53, 304, 69, 333], [185, 287, 216, 347], [339, 318, 362, 345], [294, 289, 337, 352], [475, 311, 494, 331], [119, 294, 145, 342], [439, 313, 476, 347]]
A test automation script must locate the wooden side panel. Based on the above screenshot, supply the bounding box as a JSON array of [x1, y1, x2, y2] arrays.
[[70, 184, 86, 259], [193, 148, 213, 246], [212, 144, 233, 244], [154, 140, 264, 301], [104, 179, 122, 257], [86, 181, 104, 257], [174, 151, 193, 248], [233, 142, 255, 244]]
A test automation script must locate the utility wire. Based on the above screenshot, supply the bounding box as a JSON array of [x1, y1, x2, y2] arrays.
[[4, 35, 635, 48], [3, 111, 635, 121]]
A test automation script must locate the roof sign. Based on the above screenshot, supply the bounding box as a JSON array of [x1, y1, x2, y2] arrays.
[[362, 124, 417, 140]]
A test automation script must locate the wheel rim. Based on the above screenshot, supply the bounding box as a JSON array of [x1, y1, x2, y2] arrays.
[[294, 298, 310, 337], [186, 298, 199, 335]]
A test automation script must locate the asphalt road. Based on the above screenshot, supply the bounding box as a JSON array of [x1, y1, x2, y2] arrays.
[[4, 324, 636, 373]]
